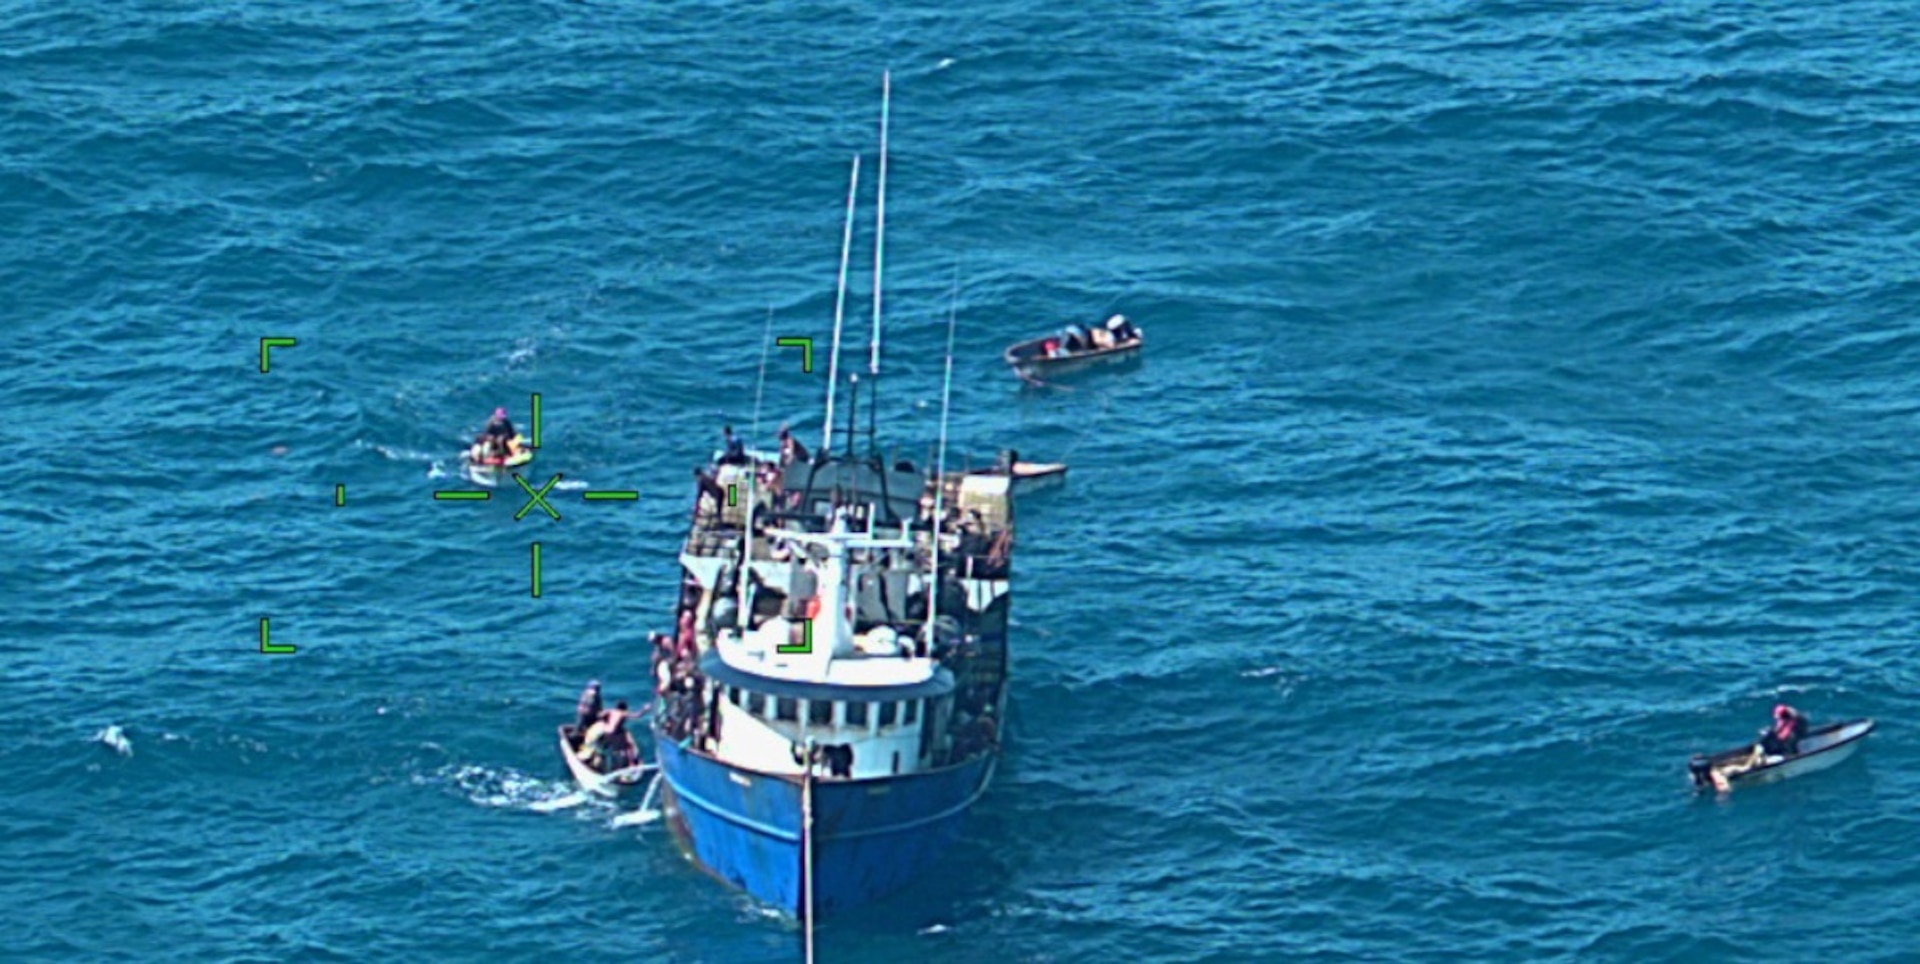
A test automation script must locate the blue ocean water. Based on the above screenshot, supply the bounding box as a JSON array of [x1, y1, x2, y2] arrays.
[[7, 1, 1920, 959]]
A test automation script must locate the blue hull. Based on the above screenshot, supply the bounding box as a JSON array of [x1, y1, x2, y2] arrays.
[[654, 738, 996, 916]]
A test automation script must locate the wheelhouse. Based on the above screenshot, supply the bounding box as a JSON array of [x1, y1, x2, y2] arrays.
[[699, 652, 960, 779]]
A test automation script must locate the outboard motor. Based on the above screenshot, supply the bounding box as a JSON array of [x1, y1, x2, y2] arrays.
[[1687, 754, 1713, 789]]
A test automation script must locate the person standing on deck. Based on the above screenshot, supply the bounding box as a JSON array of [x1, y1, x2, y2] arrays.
[[778, 424, 810, 468], [721, 425, 748, 465], [676, 608, 698, 660], [572, 680, 603, 746], [692, 468, 728, 521]]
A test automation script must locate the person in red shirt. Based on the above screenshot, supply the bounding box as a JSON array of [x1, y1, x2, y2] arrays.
[[1760, 704, 1808, 757]]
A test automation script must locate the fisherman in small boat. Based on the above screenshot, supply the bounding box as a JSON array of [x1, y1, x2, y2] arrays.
[[464, 407, 518, 462], [604, 700, 641, 768], [1723, 703, 1811, 777], [572, 679, 603, 748], [1104, 313, 1139, 343], [1042, 337, 1063, 359], [1760, 704, 1808, 757], [1062, 324, 1090, 353], [473, 407, 520, 461], [577, 700, 642, 769]]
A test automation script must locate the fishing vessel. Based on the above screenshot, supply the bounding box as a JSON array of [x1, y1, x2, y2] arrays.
[[1003, 319, 1145, 380], [648, 74, 1014, 917], [1688, 719, 1875, 793]]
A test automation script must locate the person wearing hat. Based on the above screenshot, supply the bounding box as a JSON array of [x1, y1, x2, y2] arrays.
[[1104, 314, 1139, 342]]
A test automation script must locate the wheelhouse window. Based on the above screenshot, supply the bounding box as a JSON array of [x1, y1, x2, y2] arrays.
[[845, 701, 869, 727], [878, 702, 897, 727], [746, 691, 766, 716], [808, 700, 832, 726], [728, 686, 742, 706], [903, 699, 919, 725], [775, 697, 797, 721]]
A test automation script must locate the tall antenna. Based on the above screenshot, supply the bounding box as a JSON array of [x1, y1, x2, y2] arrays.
[[927, 268, 959, 645], [741, 306, 773, 623], [846, 373, 860, 457], [750, 306, 774, 438], [868, 70, 892, 458], [870, 70, 891, 379], [821, 155, 860, 457]]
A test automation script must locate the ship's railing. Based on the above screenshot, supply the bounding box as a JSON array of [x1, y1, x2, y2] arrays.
[[956, 553, 1012, 580], [684, 526, 743, 558]]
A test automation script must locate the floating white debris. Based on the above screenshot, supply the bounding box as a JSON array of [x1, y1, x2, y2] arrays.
[[94, 725, 132, 757]]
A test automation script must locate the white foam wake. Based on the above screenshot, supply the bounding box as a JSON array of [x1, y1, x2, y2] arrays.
[[610, 808, 661, 828], [427, 763, 604, 814]]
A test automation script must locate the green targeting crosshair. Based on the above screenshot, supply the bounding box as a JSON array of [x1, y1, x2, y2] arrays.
[[512, 473, 564, 521], [258, 617, 297, 655], [418, 396, 643, 600], [258, 337, 297, 373], [776, 619, 814, 654], [776, 336, 815, 373]]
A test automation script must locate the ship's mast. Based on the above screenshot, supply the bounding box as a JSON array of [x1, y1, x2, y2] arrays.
[[928, 271, 958, 645], [867, 70, 891, 456], [741, 307, 773, 622], [845, 373, 859, 457], [821, 155, 860, 457]]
